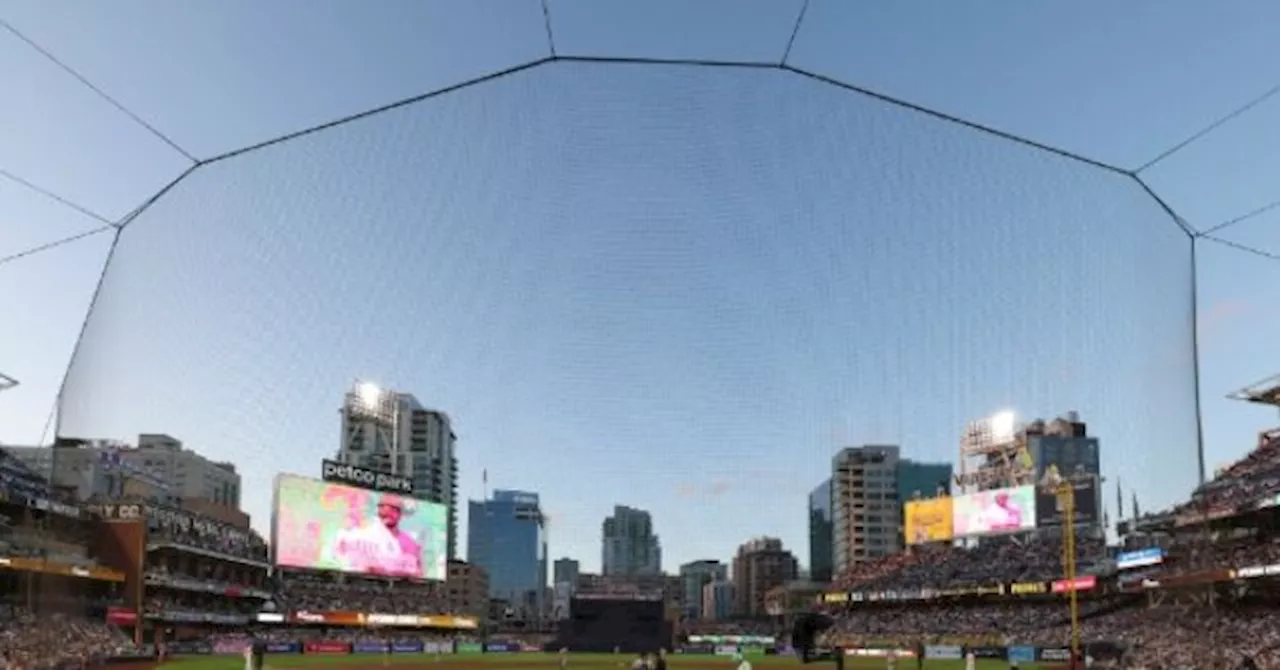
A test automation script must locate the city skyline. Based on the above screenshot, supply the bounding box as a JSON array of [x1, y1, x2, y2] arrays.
[[2, 2, 1278, 575], [1, 407, 1117, 584]]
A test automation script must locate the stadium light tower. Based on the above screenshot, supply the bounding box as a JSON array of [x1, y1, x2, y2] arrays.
[[344, 380, 402, 475], [958, 409, 1033, 496], [1040, 464, 1081, 659]]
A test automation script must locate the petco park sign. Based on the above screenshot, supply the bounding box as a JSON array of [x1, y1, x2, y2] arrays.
[[321, 459, 413, 494]]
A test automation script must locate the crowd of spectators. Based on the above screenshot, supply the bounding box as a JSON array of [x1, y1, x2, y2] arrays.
[[0, 505, 102, 571], [1151, 531, 1280, 579], [1171, 428, 1280, 517], [274, 570, 446, 614], [679, 620, 776, 637], [834, 535, 1106, 593], [0, 607, 138, 670], [819, 600, 1280, 666], [141, 506, 269, 563], [145, 565, 270, 597], [820, 600, 1120, 647]]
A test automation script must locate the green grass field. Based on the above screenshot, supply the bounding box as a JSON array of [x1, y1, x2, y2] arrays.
[[157, 652, 1059, 670]]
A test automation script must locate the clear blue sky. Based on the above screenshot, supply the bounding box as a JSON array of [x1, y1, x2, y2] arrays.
[[1, 1, 1278, 575]]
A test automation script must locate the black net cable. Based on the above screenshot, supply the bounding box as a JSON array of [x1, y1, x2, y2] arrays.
[[1132, 174, 1197, 237], [0, 17, 199, 165], [0, 167, 113, 226], [1135, 82, 1280, 175], [4, 18, 1277, 269], [0, 224, 114, 267], [0, 166, 195, 267], [1199, 196, 1280, 237], [780, 0, 811, 68], [540, 0, 558, 58], [197, 57, 554, 168], [1199, 234, 1280, 263], [782, 63, 1129, 177], [5, 11, 1269, 257]]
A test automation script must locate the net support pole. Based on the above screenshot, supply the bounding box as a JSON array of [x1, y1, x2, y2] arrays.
[[1057, 483, 1080, 658]]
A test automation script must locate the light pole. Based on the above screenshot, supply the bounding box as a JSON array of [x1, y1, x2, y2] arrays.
[[1041, 465, 1080, 658]]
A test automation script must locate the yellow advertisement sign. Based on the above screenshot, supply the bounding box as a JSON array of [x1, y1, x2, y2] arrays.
[[904, 497, 954, 544], [0, 557, 125, 582]]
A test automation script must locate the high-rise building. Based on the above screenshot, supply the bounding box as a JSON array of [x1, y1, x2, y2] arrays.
[[601, 505, 661, 576], [731, 537, 798, 617], [553, 557, 580, 586], [678, 559, 727, 619], [832, 445, 901, 574], [895, 460, 953, 502], [336, 384, 458, 559], [9, 434, 242, 512], [1022, 412, 1101, 480], [807, 479, 834, 583], [701, 580, 735, 621], [551, 581, 574, 621], [466, 490, 548, 618], [445, 560, 490, 619]]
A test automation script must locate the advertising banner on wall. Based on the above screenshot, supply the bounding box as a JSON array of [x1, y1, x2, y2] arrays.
[[105, 607, 137, 625], [952, 486, 1036, 536], [304, 642, 351, 654], [1052, 575, 1097, 593], [923, 645, 961, 660], [966, 646, 1006, 660], [1035, 478, 1099, 527], [1008, 581, 1049, 595], [166, 642, 213, 655], [904, 497, 954, 544], [353, 642, 388, 653], [1116, 547, 1164, 570]]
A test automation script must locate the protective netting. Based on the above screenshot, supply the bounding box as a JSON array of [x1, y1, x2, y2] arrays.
[[52, 62, 1198, 561], [1, 1, 1277, 583]]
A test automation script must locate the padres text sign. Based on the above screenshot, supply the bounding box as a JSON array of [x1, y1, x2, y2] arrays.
[[321, 459, 413, 494]]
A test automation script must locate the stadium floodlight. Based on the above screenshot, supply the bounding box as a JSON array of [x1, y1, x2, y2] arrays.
[[961, 409, 1020, 456], [356, 381, 383, 410], [347, 379, 396, 423], [345, 379, 402, 475], [957, 409, 1034, 496], [988, 409, 1017, 443], [0, 372, 17, 394]]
